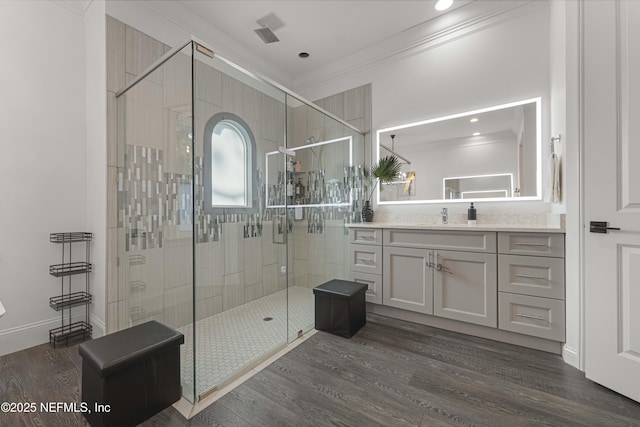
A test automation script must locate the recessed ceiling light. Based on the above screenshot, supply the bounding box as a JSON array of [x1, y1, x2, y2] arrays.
[[435, 0, 453, 11], [470, 117, 479, 123], [298, 52, 310, 58], [472, 132, 480, 136]]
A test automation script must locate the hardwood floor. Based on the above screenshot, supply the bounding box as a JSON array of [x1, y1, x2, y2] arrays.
[[2, 313, 639, 426]]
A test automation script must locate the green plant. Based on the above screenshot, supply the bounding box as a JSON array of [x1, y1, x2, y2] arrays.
[[365, 155, 402, 200]]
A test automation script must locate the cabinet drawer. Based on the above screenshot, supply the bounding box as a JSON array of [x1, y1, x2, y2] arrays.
[[349, 244, 382, 275], [498, 232, 564, 257], [384, 229, 496, 253], [349, 228, 382, 245], [498, 255, 565, 299], [499, 293, 565, 341], [349, 271, 382, 305]]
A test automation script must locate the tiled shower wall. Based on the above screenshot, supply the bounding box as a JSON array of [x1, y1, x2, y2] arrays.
[[105, 16, 372, 333], [290, 88, 372, 288]]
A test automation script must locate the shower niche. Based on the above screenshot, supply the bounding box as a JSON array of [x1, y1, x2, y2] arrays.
[[116, 38, 365, 403]]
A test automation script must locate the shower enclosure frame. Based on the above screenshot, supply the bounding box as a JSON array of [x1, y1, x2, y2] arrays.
[[115, 36, 365, 403]]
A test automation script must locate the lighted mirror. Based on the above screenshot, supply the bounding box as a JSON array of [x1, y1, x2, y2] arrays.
[[443, 173, 513, 199], [376, 98, 541, 204]]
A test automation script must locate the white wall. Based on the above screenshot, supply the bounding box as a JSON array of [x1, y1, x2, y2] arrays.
[[0, 1, 88, 355], [551, 0, 582, 369], [297, 3, 554, 219], [85, 0, 107, 338], [105, 0, 293, 89]]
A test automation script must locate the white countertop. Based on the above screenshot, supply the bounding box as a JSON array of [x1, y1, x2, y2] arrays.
[[346, 222, 565, 233]]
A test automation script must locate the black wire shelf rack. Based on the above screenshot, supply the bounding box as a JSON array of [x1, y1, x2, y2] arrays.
[[49, 291, 93, 311], [49, 321, 92, 347], [50, 232, 93, 243], [49, 231, 93, 347], [49, 262, 92, 277]]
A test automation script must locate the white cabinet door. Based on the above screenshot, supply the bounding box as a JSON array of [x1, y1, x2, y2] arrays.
[[383, 246, 433, 314], [433, 250, 497, 327], [583, 0, 640, 402]]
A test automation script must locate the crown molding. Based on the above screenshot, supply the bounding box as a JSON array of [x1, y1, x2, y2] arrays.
[[134, 0, 294, 88], [294, 0, 548, 93], [50, 0, 93, 17]]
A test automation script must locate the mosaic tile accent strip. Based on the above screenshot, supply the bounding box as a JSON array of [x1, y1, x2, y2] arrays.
[[121, 146, 268, 247], [119, 145, 368, 250], [121, 146, 165, 251]]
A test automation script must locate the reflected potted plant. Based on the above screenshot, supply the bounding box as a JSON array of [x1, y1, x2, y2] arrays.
[[362, 155, 402, 222]]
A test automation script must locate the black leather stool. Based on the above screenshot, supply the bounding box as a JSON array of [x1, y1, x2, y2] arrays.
[[78, 320, 184, 427], [314, 279, 367, 338]]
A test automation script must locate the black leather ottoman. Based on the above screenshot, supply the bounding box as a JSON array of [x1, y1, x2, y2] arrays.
[[78, 320, 184, 427], [313, 279, 367, 338]]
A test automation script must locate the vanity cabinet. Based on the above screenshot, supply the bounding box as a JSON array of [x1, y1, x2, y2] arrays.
[[348, 228, 383, 304], [497, 232, 566, 341], [382, 229, 497, 326], [347, 226, 567, 347]]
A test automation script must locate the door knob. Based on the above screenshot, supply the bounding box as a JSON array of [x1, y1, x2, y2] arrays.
[[589, 221, 621, 234]]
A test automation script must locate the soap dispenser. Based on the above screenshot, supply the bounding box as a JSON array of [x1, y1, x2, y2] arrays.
[[467, 203, 477, 225]]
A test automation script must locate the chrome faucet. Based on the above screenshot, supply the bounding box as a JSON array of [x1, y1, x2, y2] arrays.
[[441, 208, 448, 224]]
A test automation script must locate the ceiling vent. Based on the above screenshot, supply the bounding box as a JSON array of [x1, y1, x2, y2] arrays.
[[254, 12, 284, 44], [254, 27, 279, 44]]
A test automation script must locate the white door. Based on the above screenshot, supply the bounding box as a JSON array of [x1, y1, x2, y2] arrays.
[[583, 0, 640, 402]]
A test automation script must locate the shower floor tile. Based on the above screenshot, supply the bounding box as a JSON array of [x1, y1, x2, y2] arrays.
[[178, 286, 314, 396]]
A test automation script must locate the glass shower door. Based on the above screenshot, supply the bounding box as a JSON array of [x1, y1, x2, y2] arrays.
[[285, 94, 367, 342], [192, 45, 289, 399], [116, 42, 196, 402]]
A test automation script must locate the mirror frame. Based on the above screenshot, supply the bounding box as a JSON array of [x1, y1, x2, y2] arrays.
[[375, 97, 542, 205]]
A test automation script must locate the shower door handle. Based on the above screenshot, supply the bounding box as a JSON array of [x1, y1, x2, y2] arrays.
[[273, 215, 285, 244]]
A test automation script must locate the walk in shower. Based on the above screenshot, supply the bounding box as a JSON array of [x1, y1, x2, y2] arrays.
[[115, 39, 366, 402]]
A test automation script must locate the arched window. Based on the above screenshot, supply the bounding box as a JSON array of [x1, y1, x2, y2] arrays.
[[204, 113, 257, 213]]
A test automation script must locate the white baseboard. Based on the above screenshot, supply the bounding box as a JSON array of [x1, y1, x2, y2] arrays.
[[90, 314, 106, 339], [0, 314, 105, 357], [562, 344, 580, 369]]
